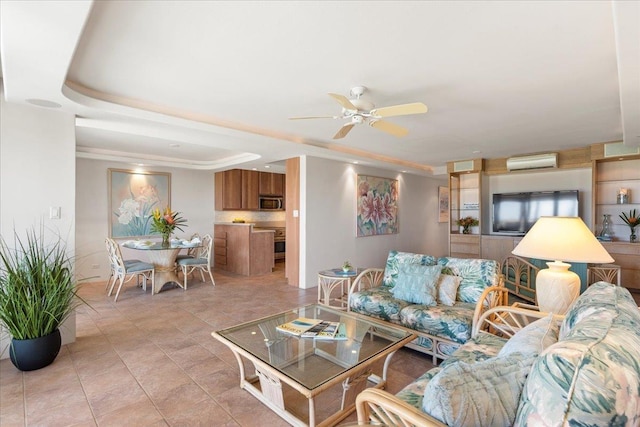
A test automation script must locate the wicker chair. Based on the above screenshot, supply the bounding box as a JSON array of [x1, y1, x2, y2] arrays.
[[105, 238, 155, 302], [500, 255, 539, 307], [176, 234, 215, 289]]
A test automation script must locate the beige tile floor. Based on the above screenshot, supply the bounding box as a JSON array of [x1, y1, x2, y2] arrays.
[[0, 262, 434, 426]]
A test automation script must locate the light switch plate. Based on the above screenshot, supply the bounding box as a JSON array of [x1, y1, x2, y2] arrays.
[[49, 206, 61, 219]]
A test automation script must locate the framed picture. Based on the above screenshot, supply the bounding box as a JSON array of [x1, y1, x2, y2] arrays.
[[438, 186, 449, 223], [356, 175, 398, 237], [108, 169, 171, 238]]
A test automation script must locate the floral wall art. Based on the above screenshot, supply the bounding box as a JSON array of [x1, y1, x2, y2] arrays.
[[108, 169, 171, 238], [356, 175, 398, 237]]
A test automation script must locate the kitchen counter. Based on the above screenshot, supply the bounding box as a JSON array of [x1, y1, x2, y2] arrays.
[[214, 223, 274, 276]]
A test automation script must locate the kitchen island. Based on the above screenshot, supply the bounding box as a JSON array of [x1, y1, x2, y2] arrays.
[[214, 223, 274, 276]]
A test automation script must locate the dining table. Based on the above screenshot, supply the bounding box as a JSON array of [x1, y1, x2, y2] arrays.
[[122, 240, 201, 295]]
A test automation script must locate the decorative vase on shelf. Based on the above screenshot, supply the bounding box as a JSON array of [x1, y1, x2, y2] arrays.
[[462, 226, 471, 234], [162, 233, 171, 248], [599, 214, 613, 241], [631, 229, 638, 244]]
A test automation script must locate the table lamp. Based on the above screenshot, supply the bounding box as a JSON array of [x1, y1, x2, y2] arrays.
[[512, 216, 614, 314]]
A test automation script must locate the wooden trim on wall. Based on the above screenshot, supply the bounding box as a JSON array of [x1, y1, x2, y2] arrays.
[[285, 157, 300, 287]]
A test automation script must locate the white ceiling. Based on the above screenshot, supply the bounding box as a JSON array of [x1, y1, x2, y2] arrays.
[[1, 1, 638, 176]]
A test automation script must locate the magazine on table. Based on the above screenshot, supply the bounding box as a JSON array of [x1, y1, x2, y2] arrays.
[[326, 322, 348, 340], [300, 321, 333, 338], [312, 321, 341, 339], [276, 317, 323, 336]]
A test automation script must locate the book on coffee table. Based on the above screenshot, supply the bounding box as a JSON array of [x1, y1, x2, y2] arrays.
[[318, 322, 347, 340], [300, 321, 332, 338], [312, 321, 341, 339], [276, 317, 322, 336]]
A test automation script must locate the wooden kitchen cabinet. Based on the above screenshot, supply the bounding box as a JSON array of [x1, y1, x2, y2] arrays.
[[259, 172, 285, 197], [242, 170, 259, 210], [214, 224, 274, 275], [215, 169, 259, 210]]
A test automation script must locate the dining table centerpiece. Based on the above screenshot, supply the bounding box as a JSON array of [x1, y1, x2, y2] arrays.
[[456, 216, 479, 234], [619, 208, 639, 243], [151, 207, 187, 247]]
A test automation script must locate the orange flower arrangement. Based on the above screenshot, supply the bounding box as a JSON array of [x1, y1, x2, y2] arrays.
[[620, 209, 639, 230], [620, 209, 638, 243], [150, 207, 187, 245]]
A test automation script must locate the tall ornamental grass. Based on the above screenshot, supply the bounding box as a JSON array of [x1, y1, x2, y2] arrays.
[[0, 227, 81, 340]]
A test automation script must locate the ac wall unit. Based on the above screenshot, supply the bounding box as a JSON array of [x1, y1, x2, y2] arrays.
[[506, 153, 558, 171]]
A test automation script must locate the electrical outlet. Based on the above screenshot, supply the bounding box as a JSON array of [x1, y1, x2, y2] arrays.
[[91, 264, 100, 269]]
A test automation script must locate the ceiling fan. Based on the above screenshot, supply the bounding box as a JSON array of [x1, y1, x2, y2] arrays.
[[289, 86, 428, 140]]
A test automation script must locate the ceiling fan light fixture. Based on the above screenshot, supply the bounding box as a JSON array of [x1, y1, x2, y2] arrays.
[[349, 86, 366, 98], [350, 98, 375, 112], [292, 86, 428, 139]]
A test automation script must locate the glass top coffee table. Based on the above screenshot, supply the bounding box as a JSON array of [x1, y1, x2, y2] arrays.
[[212, 304, 415, 427]]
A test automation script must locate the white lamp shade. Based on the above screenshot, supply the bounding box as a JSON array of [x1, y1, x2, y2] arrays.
[[512, 216, 614, 264]]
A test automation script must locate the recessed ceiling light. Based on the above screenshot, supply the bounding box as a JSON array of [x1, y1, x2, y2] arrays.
[[353, 161, 359, 164], [252, 168, 257, 171], [169, 143, 180, 148], [265, 165, 271, 168], [472, 150, 481, 154], [26, 99, 62, 108]]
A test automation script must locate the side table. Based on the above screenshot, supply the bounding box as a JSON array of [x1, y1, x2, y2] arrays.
[[318, 268, 361, 310]]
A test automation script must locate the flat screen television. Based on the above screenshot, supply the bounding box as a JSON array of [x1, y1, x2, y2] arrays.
[[492, 190, 579, 235]]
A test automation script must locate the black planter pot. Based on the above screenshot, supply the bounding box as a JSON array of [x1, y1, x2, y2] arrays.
[[9, 329, 62, 371]]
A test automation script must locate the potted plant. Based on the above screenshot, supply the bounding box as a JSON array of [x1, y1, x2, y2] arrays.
[[619, 209, 639, 243], [342, 260, 353, 272], [0, 226, 83, 371], [456, 216, 479, 234]]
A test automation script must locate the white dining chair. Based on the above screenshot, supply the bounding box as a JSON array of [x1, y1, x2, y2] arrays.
[[106, 238, 155, 302], [105, 238, 144, 291], [175, 233, 201, 262], [176, 234, 215, 289]]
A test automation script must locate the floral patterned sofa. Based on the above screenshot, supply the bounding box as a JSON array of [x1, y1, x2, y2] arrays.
[[348, 251, 505, 363], [355, 281, 640, 426]]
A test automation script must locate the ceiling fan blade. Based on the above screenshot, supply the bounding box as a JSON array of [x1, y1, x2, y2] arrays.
[[370, 120, 409, 137], [370, 102, 428, 118], [328, 93, 357, 111], [289, 115, 339, 120], [333, 123, 355, 139]]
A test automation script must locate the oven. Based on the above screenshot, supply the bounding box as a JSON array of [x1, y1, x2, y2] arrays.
[[273, 228, 285, 260]]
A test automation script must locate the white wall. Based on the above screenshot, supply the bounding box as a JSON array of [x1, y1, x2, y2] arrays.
[[75, 158, 215, 280], [0, 96, 77, 358], [484, 168, 593, 234], [301, 156, 448, 289]]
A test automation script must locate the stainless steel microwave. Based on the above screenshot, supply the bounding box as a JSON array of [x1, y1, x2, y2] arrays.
[[259, 196, 283, 210]]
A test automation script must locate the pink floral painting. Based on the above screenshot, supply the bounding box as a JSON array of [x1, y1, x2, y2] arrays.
[[357, 175, 398, 237], [109, 169, 171, 238]]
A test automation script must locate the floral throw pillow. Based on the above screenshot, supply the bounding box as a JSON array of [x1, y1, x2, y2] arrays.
[[391, 264, 442, 306], [437, 274, 462, 306], [498, 313, 559, 358], [423, 353, 535, 427]]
